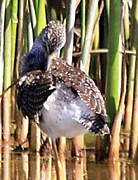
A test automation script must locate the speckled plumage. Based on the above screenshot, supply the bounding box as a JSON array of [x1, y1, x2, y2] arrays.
[[17, 58, 109, 137], [16, 20, 110, 139]]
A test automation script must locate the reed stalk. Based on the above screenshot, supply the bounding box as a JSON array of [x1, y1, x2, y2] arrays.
[[105, 0, 122, 161], [123, 1, 130, 43], [27, 2, 34, 50], [11, 0, 18, 78], [0, 0, 6, 93], [121, 1, 130, 153], [129, 0, 138, 158], [80, 0, 85, 48], [11, 0, 18, 129], [81, 0, 99, 74], [33, 0, 39, 17], [35, 0, 46, 35], [46, 0, 58, 20], [108, 60, 127, 162], [17, 2, 31, 145], [124, 0, 137, 133], [16, 0, 26, 74], [64, 0, 77, 64], [15, 0, 28, 145], [3, 145, 11, 180], [105, 0, 122, 120], [0, 0, 6, 142], [28, 0, 36, 34], [3, 0, 12, 141], [129, 49, 138, 160], [58, 137, 66, 180], [29, 153, 40, 179], [22, 2, 30, 53], [105, 0, 110, 22]]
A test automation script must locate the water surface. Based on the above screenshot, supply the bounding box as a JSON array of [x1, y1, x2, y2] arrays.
[[0, 145, 138, 180]]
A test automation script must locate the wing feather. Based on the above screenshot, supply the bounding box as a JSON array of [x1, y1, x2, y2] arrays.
[[16, 58, 107, 120]]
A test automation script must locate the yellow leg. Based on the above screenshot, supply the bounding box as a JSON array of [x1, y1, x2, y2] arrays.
[[52, 139, 63, 180]]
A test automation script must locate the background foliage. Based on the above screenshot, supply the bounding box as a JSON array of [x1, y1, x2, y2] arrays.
[[0, 0, 138, 162]]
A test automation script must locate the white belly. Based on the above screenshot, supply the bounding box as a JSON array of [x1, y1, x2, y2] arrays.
[[40, 89, 88, 139]]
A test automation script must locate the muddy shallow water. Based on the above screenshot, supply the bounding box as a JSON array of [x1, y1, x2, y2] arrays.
[[0, 145, 138, 180]]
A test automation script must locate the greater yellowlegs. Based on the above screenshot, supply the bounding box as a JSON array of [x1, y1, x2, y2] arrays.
[[16, 20, 110, 179]]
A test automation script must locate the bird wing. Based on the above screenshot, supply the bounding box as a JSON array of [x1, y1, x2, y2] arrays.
[[16, 70, 56, 118], [16, 58, 107, 120], [50, 58, 107, 116]]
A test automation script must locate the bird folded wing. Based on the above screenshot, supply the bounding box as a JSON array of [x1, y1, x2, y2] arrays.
[[50, 58, 107, 116], [16, 58, 107, 120], [16, 70, 56, 118]]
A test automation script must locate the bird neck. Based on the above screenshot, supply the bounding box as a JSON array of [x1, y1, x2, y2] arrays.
[[20, 41, 49, 76]]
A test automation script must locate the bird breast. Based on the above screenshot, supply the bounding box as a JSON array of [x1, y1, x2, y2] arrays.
[[40, 84, 88, 139]]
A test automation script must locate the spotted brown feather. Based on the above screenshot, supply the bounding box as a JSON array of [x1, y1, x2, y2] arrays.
[[17, 71, 56, 118], [17, 58, 107, 120], [50, 58, 107, 116], [16, 20, 109, 136]]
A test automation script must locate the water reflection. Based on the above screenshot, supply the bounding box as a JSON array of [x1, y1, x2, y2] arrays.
[[0, 147, 138, 180], [2, 144, 11, 180], [109, 162, 120, 180]]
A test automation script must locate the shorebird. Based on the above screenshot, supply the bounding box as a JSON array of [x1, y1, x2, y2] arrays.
[[16, 20, 110, 179]]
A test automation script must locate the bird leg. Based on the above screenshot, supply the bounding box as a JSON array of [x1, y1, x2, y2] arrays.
[[52, 139, 64, 180]]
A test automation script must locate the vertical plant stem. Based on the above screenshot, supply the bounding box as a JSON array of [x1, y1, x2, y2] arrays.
[[28, 0, 36, 32], [59, 137, 66, 180], [108, 60, 127, 162], [64, 0, 77, 64], [17, 1, 30, 145], [3, 0, 12, 141], [35, 0, 46, 35], [105, 0, 122, 120], [124, 0, 138, 133], [33, 0, 39, 17], [123, 1, 130, 43], [105, 0, 110, 23], [124, 61, 135, 131], [29, 153, 40, 179], [80, 0, 85, 48], [129, 0, 138, 159], [0, 0, 6, 142], [11, 0, 18, 78], [22, 2, 29, 54], [16, 0, 26, 74], [15, 0, 27, 144], [81, 0, 99, 74], [28, 1, 34, 50], [47, 0, 58, 20], [129, 49, 138, 160], [0, 0, 6, 93], [11, 0, 18, 127], [105, 0, 122, 161]]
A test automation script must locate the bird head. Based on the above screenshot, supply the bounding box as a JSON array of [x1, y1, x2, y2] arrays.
[[19, 20, 65, 76], [39, 20, 66, 56]]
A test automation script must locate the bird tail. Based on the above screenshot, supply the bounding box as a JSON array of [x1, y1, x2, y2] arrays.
[[88, 114, 110, 135]]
